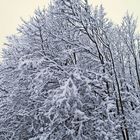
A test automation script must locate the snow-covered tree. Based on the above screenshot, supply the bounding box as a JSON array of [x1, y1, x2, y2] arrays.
[[0, 0, 140, 140]]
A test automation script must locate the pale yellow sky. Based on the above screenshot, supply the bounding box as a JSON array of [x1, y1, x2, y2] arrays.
[[0, 0, 140, 51]]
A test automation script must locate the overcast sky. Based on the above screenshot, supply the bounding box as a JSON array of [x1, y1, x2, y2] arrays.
[[0, 0, 140, 50]]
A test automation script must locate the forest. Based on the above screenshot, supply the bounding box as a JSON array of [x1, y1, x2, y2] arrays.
[[0, 0, 140, 139]]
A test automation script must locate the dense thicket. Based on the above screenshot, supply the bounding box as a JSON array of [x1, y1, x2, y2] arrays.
[[0, 0, 140, 140]]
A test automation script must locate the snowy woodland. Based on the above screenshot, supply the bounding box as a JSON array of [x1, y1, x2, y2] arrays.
[[0, 0, 140, 139]]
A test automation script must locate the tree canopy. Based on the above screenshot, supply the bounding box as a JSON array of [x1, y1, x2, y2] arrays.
[[0, 0, 140, 140]]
